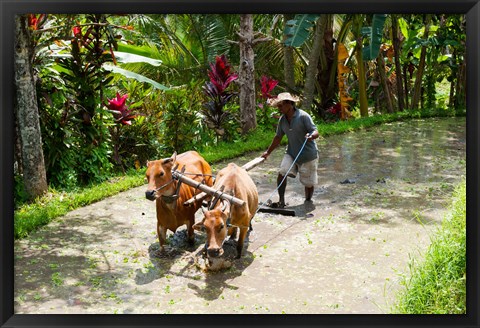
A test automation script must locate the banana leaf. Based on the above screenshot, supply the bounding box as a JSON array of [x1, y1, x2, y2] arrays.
[[362, 14, 387, 61], [113, 51, 162, 66], [283, 14, 320, 48], [103, 64, 170, 90]]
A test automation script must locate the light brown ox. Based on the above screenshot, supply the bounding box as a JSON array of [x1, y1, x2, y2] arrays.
[[193, 163, 258, 258], [145, 151, 213, 251]]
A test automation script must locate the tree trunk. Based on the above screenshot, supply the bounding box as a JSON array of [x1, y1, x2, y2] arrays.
[[411, 14, 431, 110], [448, 50, 456, 108], [316, 14, 336, 118], [391, 14, 405, 111], [283, 14, 296, 92], [354, 15, 369, 118], [454, 53, 466, 108], [303, 16, 326, 111], [403, 64, 410, 108], [376, 53, 395, 113], [454, 17, 466, 109], [14, 14, 48, 200], [238, 14, 257, 135], [14, 98, 23, 176]]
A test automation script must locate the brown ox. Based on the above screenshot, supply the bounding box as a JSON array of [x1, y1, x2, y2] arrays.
[[193, 163, 258, 258], [145, 151, 213, 251]]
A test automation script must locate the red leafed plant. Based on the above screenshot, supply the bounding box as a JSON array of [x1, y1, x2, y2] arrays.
[[326, 103, 342, 115], [28, 14, 47, 31], [207, 55, 239, 96], [257, 75, 279, 127], [260, 75, 279, 100], [202, 55, 238, 137], [325, 103, 342, 122], [106, 92, 137, 170], [107, 93, 136, 125]]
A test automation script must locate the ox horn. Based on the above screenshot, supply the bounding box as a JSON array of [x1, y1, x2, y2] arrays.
[[209, 185, 225, 210], [221, 201, 228, 213]]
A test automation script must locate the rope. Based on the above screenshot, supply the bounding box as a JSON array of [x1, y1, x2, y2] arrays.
[[254, 135, 311, 216]]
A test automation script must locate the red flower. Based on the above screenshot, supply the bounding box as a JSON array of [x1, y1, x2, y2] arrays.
[[72, 26, 82, 37], [107, 93, 136, 125], [260, 75, 278, 99]]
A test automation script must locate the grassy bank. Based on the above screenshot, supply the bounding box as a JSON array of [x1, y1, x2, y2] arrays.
[[391, 179, 466, 314], [14, 108, 464, 239]]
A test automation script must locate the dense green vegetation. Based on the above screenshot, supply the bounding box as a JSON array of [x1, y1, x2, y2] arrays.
[[15, 13, 466, 202], [392, 180, 466, 314]]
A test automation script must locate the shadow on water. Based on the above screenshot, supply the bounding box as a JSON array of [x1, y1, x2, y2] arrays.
[[187, 250, 254, 301], [14, 213, 137, 312], [134, 229, 203, 285], [134, 228, 254, 296]]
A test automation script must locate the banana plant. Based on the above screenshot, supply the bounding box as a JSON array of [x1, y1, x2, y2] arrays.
[[361, 14, 387, 61], [283, 14, 320, 47]]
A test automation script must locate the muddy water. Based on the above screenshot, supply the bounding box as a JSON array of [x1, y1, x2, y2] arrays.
[[14, 117, 466, 314]]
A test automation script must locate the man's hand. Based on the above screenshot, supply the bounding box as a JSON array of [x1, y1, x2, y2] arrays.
[[261, 151, 270, 159], [305, 131, 318, 141]]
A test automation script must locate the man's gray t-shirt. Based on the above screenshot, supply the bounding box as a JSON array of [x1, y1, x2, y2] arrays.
[[275, 108, 318, 164]]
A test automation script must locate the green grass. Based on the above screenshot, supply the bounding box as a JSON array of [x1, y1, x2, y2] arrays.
[[391, 179, 466, 314], [14, 108, 464, 240], [201, 128, 277, 163], [14, 172, 146, 239]]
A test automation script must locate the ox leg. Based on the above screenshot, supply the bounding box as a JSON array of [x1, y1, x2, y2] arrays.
[[236, 227, 248, 258], [228, 226, 238, 240], [157, 224, 167, 252], [187, 221, 195, 247]]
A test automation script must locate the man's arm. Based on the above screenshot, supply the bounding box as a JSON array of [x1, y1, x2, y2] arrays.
[[261, 135, 282, 159]]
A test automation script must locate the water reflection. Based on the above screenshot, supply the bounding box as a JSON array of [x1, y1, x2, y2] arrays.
[[318, 118, 466, 184]]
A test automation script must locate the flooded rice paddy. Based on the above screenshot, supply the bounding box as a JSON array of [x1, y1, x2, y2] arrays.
[[14, 117, 466, 314]]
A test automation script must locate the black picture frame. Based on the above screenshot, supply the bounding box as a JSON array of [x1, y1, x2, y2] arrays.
[[1, 1, 478, 327]]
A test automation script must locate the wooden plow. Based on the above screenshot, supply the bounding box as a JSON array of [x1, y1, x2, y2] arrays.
[[177, 156, 295, 216]]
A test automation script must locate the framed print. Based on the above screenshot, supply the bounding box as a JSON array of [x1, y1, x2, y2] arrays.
[[1, 0, 478, 327]]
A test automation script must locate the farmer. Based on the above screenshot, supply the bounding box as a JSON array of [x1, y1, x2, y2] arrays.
[[261, 92, 319, 208]]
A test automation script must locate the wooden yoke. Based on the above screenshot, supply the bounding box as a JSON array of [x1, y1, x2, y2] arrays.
[[183, 157, 265, 207], [173, 170, 245, 207], [183, 157, 265, 206]]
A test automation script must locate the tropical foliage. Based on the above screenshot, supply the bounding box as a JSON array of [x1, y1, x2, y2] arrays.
[[14, 13, 466, 202]]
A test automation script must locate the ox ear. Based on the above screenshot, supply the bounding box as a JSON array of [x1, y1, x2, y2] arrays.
[[146, 160, 150, 167], [192, 221, 205, 232], [162, 152, 177, 166]]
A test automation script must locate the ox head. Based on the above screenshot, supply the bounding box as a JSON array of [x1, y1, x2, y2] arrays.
[[145, 152, 177, 201], [193, 201, 231, 258]]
